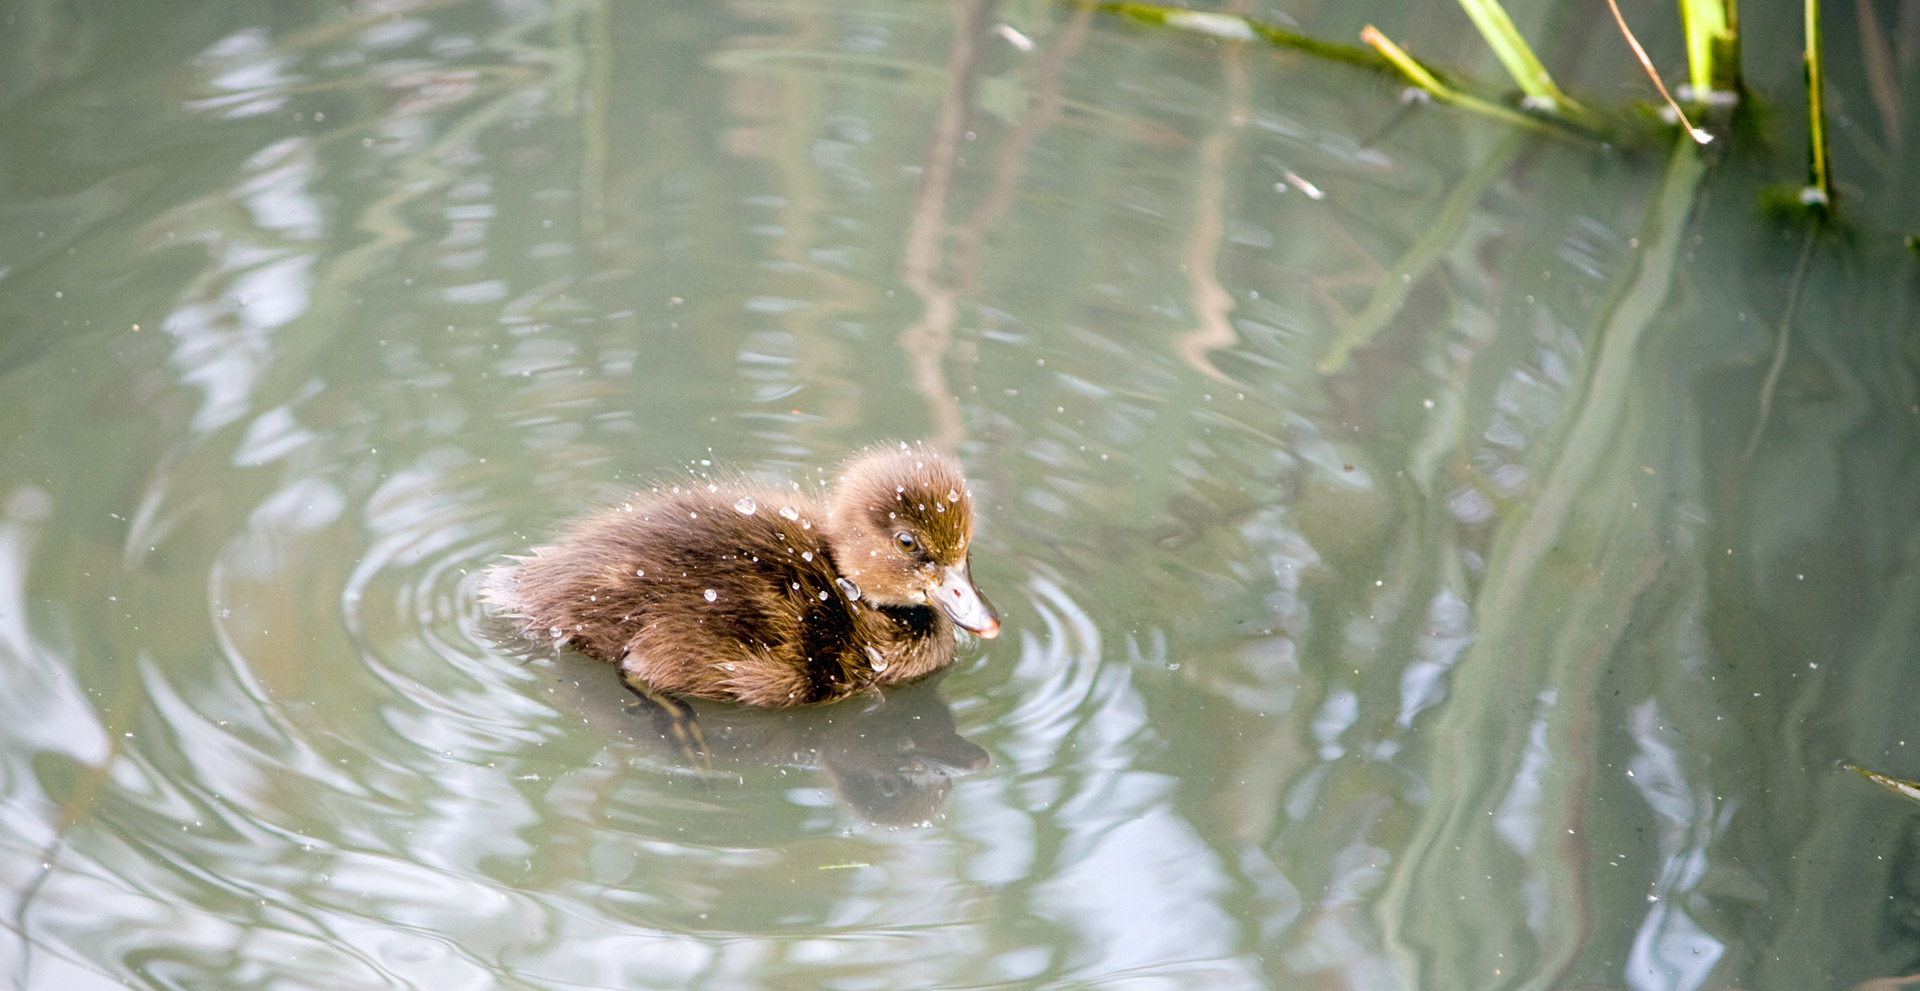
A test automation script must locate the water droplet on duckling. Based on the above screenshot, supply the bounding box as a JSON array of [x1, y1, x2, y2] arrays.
[[947, 489, 960, 502], [635, 568, 645, 577], [817, 590, 830, 601], [549, 627, 564, 639], [779, 505, 799, 520], [801, 551, 813, 562], [703, 589, 718, 602], [734, 496, 757, 515], [866, 645, 888, 672], [835, 577, 861, 601]]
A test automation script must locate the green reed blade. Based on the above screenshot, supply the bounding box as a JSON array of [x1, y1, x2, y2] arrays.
[[1803, 0, 1832, 207], [1454, 0, 1586, 118]]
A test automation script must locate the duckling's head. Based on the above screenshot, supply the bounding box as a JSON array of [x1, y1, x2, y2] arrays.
[[825, 445, 999, 638]]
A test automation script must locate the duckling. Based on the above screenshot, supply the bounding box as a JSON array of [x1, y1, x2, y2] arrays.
[[486, 444, 999, 708]]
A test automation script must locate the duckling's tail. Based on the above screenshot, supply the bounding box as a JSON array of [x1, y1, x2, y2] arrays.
[[477, 560, 526, 616]]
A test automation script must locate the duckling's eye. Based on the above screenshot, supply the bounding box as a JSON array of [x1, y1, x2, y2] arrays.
[[894, 531, 917, 553]]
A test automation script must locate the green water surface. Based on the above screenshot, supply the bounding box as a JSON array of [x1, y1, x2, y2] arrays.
[[2, 1, 1918, 989]]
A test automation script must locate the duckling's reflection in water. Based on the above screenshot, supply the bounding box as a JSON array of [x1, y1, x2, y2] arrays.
[[520, 642, 988, 825], [669, 676, 988, 826]]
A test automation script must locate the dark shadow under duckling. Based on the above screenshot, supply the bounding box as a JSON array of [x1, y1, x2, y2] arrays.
[[485, 444, 999, 709]]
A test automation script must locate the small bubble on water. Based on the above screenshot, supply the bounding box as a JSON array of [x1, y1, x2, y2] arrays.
[[734, 497, 757, 515], [836, 577, 862, 601], [779, 505, 800, 520], [703, 589, 718, 602]]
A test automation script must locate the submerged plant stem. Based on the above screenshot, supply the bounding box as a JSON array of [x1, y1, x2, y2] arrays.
[[1319, 129, 1525, 374], [1097, 3, 1385, 69], [1744, 230, 1817, 461]]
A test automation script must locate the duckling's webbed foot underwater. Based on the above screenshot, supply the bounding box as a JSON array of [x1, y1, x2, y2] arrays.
[[485, 443, 999, 715], [616, 652, 713, 771]]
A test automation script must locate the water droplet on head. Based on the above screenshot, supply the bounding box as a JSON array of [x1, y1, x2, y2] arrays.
[[947, 489, 960, 502], [801, 551, 813, 562], [703, 589, 718, 602], [635, 568, 645, 577], [734, 497, 757, 516], [817, 590, 830, 601], [835, 577, 861, 601], [779, 505, 800, 520]]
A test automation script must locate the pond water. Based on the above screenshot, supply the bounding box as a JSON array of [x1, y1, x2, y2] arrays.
[[3, 0, 1919, 988]]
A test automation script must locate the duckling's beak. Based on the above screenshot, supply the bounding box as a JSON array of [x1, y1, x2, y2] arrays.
[[932, 562, 999, 638]]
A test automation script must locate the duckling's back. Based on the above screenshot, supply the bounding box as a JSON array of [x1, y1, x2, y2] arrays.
[[489, 485, 876, 705]]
